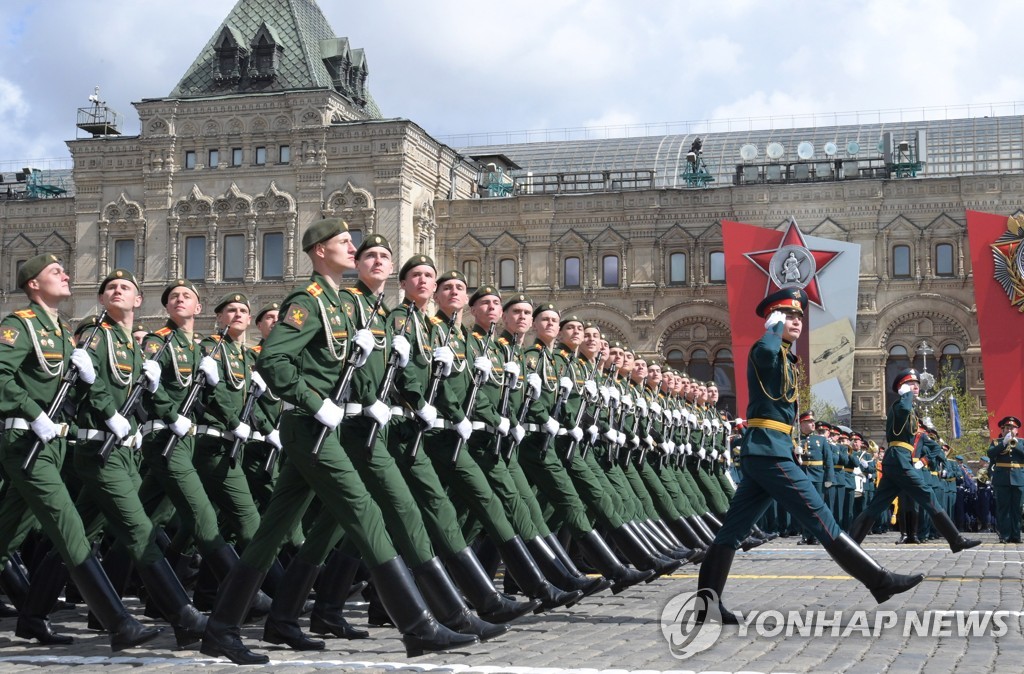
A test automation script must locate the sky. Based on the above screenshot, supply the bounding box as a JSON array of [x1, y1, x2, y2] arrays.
[[3, 0, 1024, 170]]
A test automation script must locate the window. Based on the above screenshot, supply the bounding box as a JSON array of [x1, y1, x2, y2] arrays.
[[941, 344, 967, 391], [279, 145, 291, 164], [113, 239, 135, 273], [462, 259, 479, 289], [688, 348, 712, 382], [708, 251, 725, 282], [208, 149, 219, 169], [601, 255, 619, 287], [255, 146, 267, 165], [713, 349, 736, 415], [669, 252, 687, 284], [231, 148, 243, 166], [498, 258, 516, 289], [222, 235, 245, 281], [564, 257, 581, 288], [262, 232, 284, 280], [184, 150, 196, 170], [892, 245, 911, 278], [184, 236, 206, 280], [885, 345, 912, 407], [666, 348, 685, 371], [935, 243, 954, 277]]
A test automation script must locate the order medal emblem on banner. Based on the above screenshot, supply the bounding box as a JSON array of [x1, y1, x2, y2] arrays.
[[990, 214, 1024, 311]]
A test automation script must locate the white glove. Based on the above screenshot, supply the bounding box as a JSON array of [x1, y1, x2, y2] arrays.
[[474, 355, 492, 379], [314, 398, 345, 429], [588, 424, 599, 444], [629, 434, 640, 449], [526, 373, 542, 398], [169, 414, 193, 438], [364, 400, 392, 426], [604, 429, 618, 444], [249, 370, 267, 397], [664, 440, 676, 454], [141, 360, 161, 393], [568, 426, 584, 442], [599, 386, 611, 405], [584, 380, 598, 399], [622, 394, 633, 408], [636, 397, 648, 416], [672, 409, 682, 423], [558, 376, 573, 395], [859, 458, 869, 469], [266, 429, 282, 451], [1004, 432, 1013, 446], [391, 335, 411, 368], [511, 424, 525, 443], [711, 449, 719, 460], [454, 417, 472, 440], [688, 412, 698, 426], [824, 481, 833, 488], [898, 383, 914, 396], [231, 421, 251, 441], [30, 411, 59, 442], [650, 402, 662, 416], [698, 448, 707, 460], [644, 434, 655, 448], [616, 431, 626, 447], [497, 417, 511, 436], [913, 459, 924, 470], [712, 419, 721, 431], [543, 417, 559, 436], [432, 345, 455, 377], [702, 419, 712, 434], [415, 403, 438, 428], [352, 329, 375, 367], [105, 412, 131, 440], [609, 387, 621, 404], [940, 469, 948, 478], [724, 420, 733, 433], [503, 361, 520, 379], [765, 310, 786, 330], [199, 356, 220, 386], [684, 442, 693, 454], [71, 348, 96, 385]]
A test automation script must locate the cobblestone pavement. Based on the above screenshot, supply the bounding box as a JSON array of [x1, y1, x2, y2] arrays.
[[0, 532, 1020, 673]]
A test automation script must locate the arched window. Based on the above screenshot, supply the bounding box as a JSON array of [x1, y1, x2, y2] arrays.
[[689, 348, 713, 383], [935, 243, 954, 277], [602, 255, 619, 287], [669, 252, 687, 285], [498, 258, 516, 289], [941, 344, 967, 391], [708, 251, 725, 283], [713, 348, 736, 415], [462, 259, 479, 290], [564, 257, 581, 288], [892, 245, 911, 278], [666, 348, 685, 371], [885, 345, 912, 408]]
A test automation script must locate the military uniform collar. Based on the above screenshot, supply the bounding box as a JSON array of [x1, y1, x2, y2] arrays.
[[353, 280, 382, 306], [26, 301, 59, 331], [309, 272, 342, 304]]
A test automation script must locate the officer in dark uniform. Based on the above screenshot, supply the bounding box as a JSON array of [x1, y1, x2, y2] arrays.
[[988, 415, 1024, 543], [0, 255, 160, 650], [849, 369, 980, 553], [796, 411, 833, 544], [697, 288, 923, 623]]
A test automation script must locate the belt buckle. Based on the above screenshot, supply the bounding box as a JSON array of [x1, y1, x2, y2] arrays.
[[57, 423, 70, 438]]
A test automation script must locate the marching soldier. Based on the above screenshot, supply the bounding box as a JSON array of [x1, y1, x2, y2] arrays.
[[987, 415, 1024, 543], [0, 255, 161, 650], [697, 288, 923, 623], [243, 302, 285, 515]]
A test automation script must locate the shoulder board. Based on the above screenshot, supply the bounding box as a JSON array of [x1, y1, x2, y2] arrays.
[[350, 287, 364, 296], [14, 309, 35, 319], [559, 348, 571, 358], [249, 345, 262, 355], [155, 327, 173, 337], [430, 316, 443, 326], [472, 329, 485, 339], [208, 334, 222, 343], [497, 337, 509, 346], [306, 282, 323, 297]]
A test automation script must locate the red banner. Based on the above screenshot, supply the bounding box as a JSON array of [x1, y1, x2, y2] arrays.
[[965, 210, 1024, 435]]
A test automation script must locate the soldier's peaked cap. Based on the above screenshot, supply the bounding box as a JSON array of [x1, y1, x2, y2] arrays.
[[999, 415, 1022, 428], [892, 368, 920, 392], [756, 287, 808, 318]]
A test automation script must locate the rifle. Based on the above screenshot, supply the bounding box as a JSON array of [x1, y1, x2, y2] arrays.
[[161, 324, 231, 461], [492, 332, 523, 457], [311, 292, 386, 464], [540, 353, 574, 459], [363, 302, 417, 453], [620, 375, 648, 467], [564, 351, 603, 463], [262, 418, 282, 475], [227, 379, 262, 468], [22, 309, 109, 474], [450, 322, 496, 464], [504, 350, 541, 461], [407, 311, 458, 460], [98, 327, 175, 465]]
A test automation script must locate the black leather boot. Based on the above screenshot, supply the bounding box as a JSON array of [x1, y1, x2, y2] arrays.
[[525, 537, 609, 599], [497, 537, 582, 612], [639, 520, 700, 563], [262, 559, 325, 651], [68, 556, 163, 651], [371, 556, 480, 657], [930, 510, 981, 553], [413, 558, 509, 642], [445, 546, 540, 622], [904, 508, 921, 544], [13, 552, 73, 645], [260, 557, 312, 616], [136, 559, 207, 648], [202, 543, 273, 621], [610, 525, 682, 577], [574, 530, 655, 594], [688, 515, 717, 546], [695, 544, 739, 625], [669, 517, 708, 554], [309, 552, 369, 639], [1, 557, 29, 610], [199, 560, 270, 664], [849, 512, 875, 545], [823, 533, 924, 603]]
